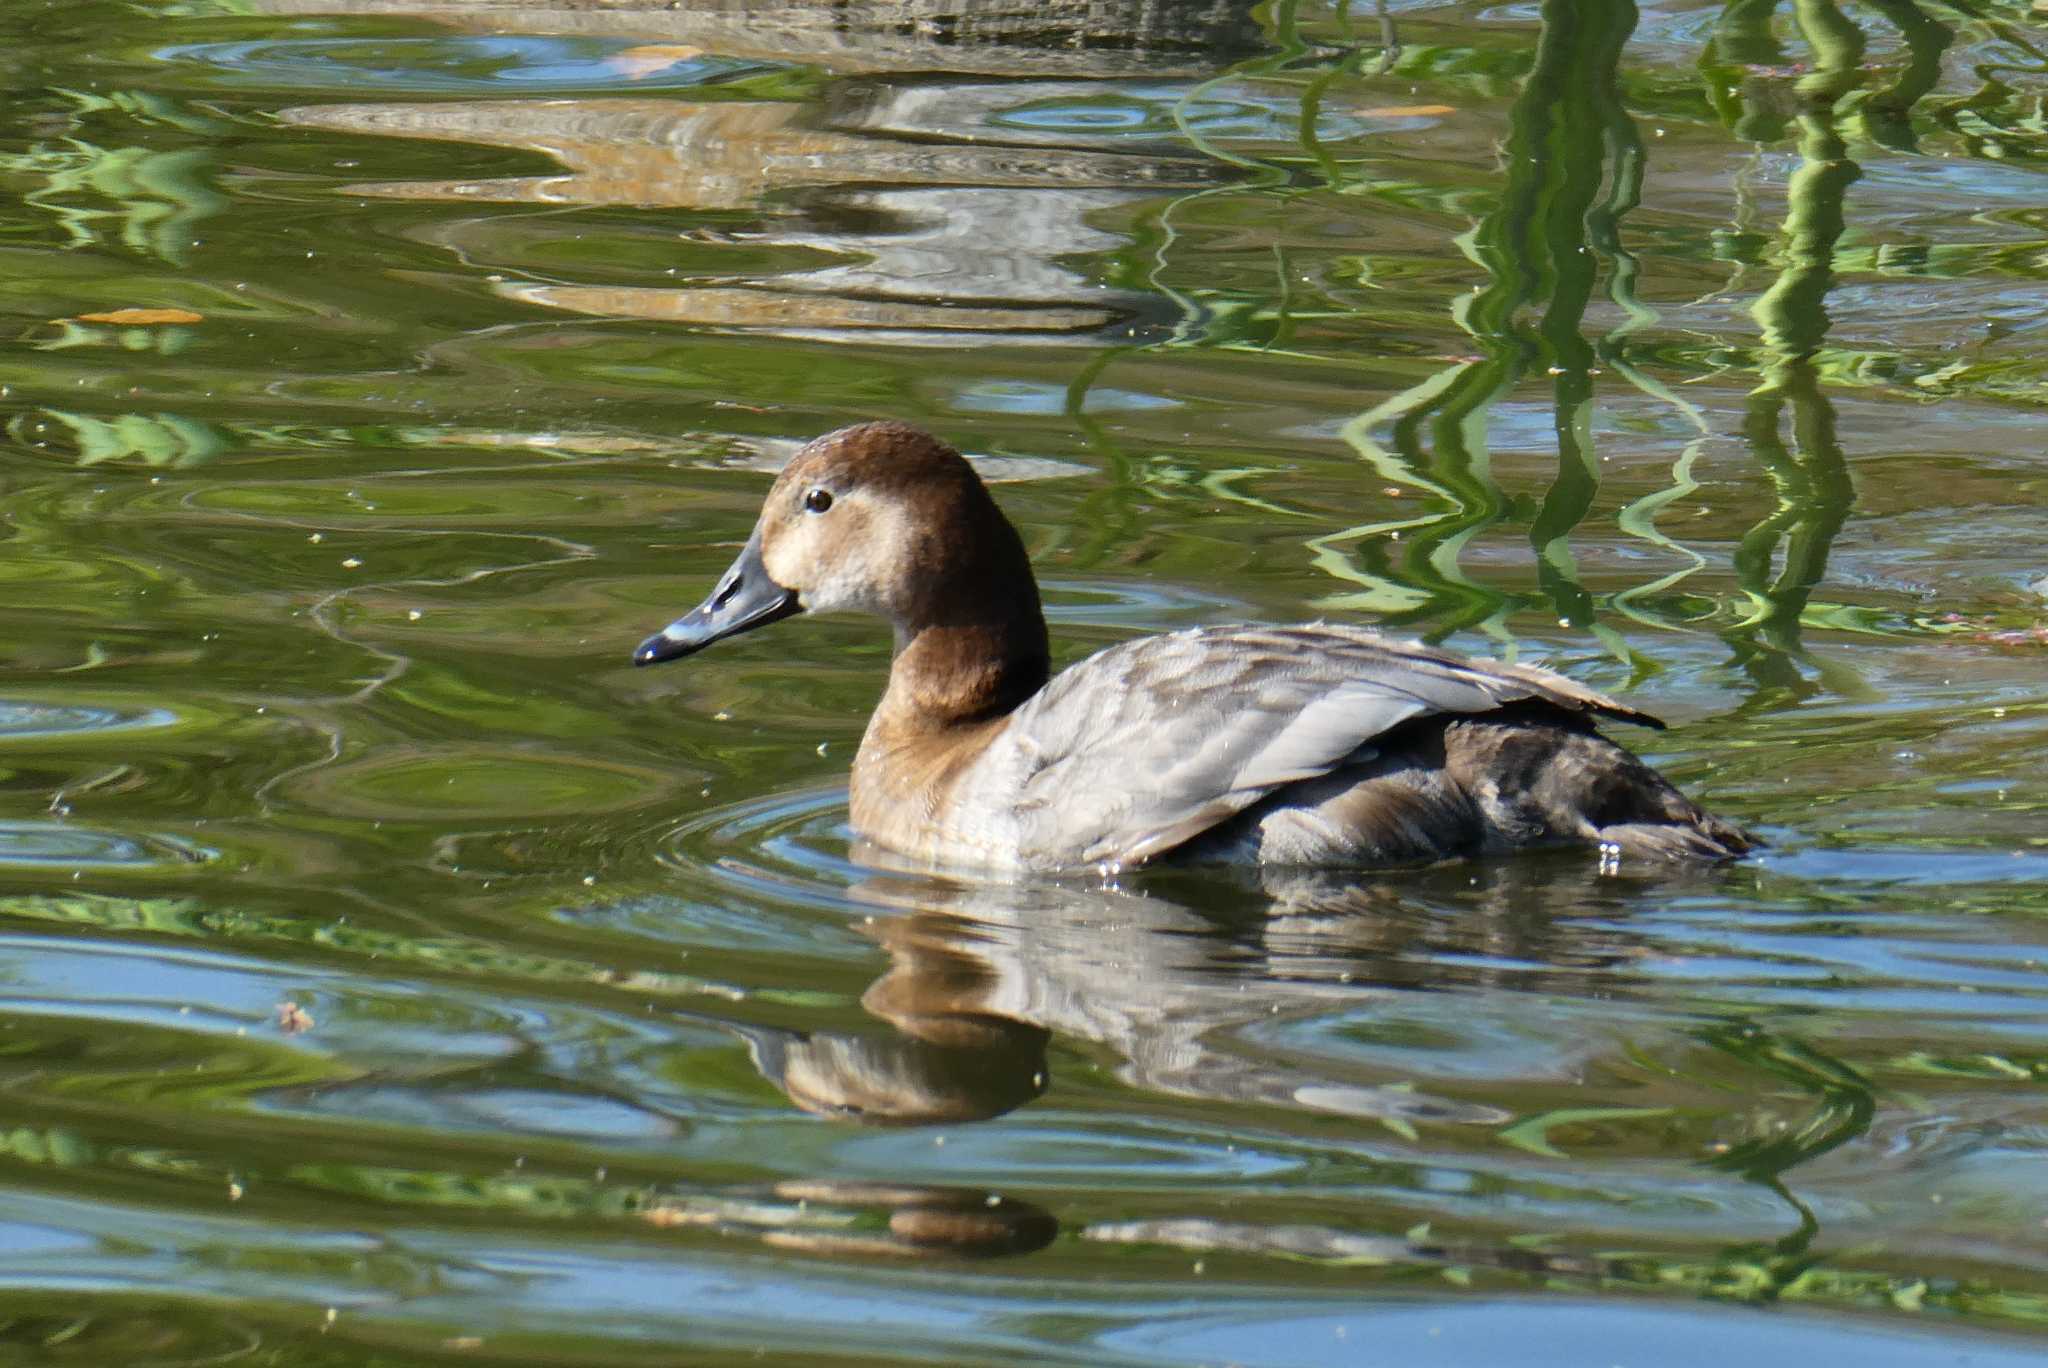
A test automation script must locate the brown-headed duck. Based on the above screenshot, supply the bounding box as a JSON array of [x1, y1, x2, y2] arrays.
[[636, 421, 1752, 874]]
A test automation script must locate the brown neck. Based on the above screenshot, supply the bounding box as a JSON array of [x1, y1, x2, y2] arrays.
[[879, 613, 1050, 732], [878, 486, 1050, 733], [849, 459, 1053, 734]]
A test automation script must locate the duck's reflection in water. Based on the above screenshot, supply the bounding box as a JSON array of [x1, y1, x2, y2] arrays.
[[679, 856, 1742, 1266], [741, 938, 1052, 1127], [645, 1179, 1059, 1259], [738, 855, 1722, 1135]]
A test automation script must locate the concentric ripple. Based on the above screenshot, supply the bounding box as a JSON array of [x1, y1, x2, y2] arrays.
[[656, 783, 863, 913], [275, 747, 686, 821]]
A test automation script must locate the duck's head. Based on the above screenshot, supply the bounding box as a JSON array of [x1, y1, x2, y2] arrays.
[[635, 421, 1032, 666]]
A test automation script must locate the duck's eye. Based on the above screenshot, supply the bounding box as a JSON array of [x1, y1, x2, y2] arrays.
[[803, 487, 834, 514]]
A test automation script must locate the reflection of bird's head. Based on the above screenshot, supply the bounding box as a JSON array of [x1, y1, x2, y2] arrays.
[[741, 1016, 1046, 1128]]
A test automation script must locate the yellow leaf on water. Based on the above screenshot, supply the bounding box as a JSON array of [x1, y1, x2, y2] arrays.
[[1360, 104, 1457, 118], [75, 308, 204, 325], [611, 44, 704, 80]]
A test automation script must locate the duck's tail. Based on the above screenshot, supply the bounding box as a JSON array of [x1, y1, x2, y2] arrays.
[[1594, 812, 1756, 862]]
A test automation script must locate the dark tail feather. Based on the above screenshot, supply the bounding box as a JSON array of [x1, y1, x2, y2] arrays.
[[1596, 814, 1755, 862]]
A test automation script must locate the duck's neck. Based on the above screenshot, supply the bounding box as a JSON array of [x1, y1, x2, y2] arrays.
[[877, 606, 1050, 735], [848, 481, 1050, 854], [853, 613, 1045, 854]]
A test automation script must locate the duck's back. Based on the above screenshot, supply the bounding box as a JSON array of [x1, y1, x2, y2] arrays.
[[932, 624, 1746, 873]]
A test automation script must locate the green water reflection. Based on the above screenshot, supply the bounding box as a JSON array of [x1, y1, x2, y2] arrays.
[[2, 0, 2047, 1362]]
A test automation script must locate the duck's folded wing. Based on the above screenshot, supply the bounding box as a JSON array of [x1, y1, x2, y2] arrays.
[[998, 625, 1656, 869]]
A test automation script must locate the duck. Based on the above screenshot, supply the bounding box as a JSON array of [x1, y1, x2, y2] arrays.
[[635, 421, 1753, 875]]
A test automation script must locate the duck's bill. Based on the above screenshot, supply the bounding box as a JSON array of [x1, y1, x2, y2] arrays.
[[634, 526, 801, 665]]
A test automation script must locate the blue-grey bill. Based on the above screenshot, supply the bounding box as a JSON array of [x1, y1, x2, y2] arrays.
[[634, 526, 801, 665]]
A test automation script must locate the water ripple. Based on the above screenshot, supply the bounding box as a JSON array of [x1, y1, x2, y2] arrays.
[[0, 823, 211, 871], [0, 701, 175, 739], [155, 37, 779, 94], [656, 784, 862, 915]]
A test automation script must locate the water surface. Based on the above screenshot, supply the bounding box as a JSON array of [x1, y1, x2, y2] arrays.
[[2, 0, 2048, 1362]]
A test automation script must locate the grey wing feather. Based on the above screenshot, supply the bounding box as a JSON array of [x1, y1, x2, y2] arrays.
[[997, 624, 1655, 869]]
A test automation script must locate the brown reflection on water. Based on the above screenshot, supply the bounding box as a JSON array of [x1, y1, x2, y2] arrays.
[[735, 860, 1908, 1296], [728, 855, 1762, 1134], [647, 1180, 1058, 1259], [276, 95, 1197, 338], [273, 0, 1235, 341], [832, 868, 1669, 1129], [256, 0, 1265, 77], [739, 929, 1050, 1126]]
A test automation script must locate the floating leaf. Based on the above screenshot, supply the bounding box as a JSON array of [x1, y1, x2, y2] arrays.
[[74, 307, 203, 325]]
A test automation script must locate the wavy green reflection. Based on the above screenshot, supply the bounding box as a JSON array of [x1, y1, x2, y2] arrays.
[[6, 90, 227, 264], [1713, 0, 1866, 704], [1319, 0, 1666, 657]]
